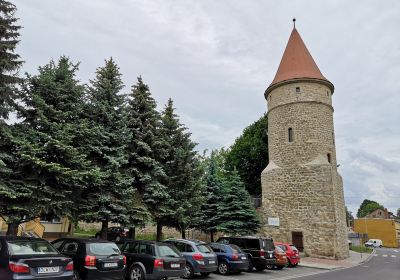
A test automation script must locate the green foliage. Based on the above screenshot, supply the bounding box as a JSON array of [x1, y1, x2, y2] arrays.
[[79, 58, 134, 226], [350, 245, 373, 254], [356, 199, 383, 218], [225, 114, 268, 195], [159, 99, 205, 233], [0, 0, 23, 119]]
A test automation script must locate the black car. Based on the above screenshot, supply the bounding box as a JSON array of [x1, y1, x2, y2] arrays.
[[121, 240, 185, 280], [51, 238, 125, 280], [216, 236, 276, 271], [0, 236, 74, 280], [95, 227, 128, 242]]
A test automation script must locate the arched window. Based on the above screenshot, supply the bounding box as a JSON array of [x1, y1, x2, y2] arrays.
[[288, 128, 293, 142]]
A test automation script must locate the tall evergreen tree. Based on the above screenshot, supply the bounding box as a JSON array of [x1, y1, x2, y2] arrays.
[[125, 77, 168, 241], [0, 0, 22, 119], [218, 170, 260, 235], [5, 57, 91, 235], [159, 99, 205, 238], [79, 58, 133, 239]]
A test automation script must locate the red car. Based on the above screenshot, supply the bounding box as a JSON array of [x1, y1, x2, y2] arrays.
[[274, 242, 300, 267]]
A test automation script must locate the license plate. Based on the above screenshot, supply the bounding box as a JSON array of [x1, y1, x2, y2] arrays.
[[38, 266, 59, 274], [104, 262, 118, 268], [241, 256, 247, 260], [209, 260, 215, 264], [171, 263, 180, 268]]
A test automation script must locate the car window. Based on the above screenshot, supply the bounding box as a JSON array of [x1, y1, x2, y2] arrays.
[[263, 239, 275, 251], [232, 238, 246, 248], [196, 244, 212, 253], [290, 246, 298, 252], [8, 240, 58, 255], [209, 244, 220, 253], [218, 238, 229, 245], [51, 240, 65, 251], [277, 245, 287, 252], [122, 242, 138, 254], [88, 243, 120, 255], [228, 244, 241, 253], [174, 242, 186, 252], [185, 244, 194, 252], [62, 241, 79, 254], [138, 244, 154, 255], [246, 239, 260, 249], [158, 245, 180, 257], [275, 246, 284, 253]]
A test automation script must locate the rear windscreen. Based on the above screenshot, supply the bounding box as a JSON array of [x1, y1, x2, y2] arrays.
[[196, 244, 212, 253], [290, 246, 298, 252], [8, 241, 58, 255], [263, 239, 275, 251], [228, 244, 242, 252], [158, 245, 181, 257], [88, 243, 120, 255]]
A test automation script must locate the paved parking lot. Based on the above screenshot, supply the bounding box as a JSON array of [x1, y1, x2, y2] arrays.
[[195, 266, 327, 280]]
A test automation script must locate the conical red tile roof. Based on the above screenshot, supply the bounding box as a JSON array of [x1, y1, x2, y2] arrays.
[[266, 28, 332, 94]]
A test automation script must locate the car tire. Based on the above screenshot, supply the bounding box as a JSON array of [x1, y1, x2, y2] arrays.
[[182, 264, 194, 279], [200, 272, 210, 277], [218, 261, 229, 275], [73, 271, 81, 280], [129, 264, 145, 280], [254, 264, 266, 271], [247, 259, 254, 272]]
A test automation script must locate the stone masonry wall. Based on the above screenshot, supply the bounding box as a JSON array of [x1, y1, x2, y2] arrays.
[[262, 80, 349, 259]]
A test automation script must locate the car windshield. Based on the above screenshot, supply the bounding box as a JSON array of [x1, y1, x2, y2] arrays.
[[263, 239, 275, 251], [158, 245, 181, 257], [275, 246, 284, 253], [228, 244, 242, 253], [88, 243, 121, 255], [8, 240, 58, 255], [196, 244, 212, 253], [290, 246, 298, 251]]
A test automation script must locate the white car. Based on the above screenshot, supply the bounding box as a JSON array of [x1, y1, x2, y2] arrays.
[[365, 239, 383, 248]]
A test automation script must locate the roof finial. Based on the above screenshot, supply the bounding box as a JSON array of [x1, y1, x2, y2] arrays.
[[293, 18, 296, 29]]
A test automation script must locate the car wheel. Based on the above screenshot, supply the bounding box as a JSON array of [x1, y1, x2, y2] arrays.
[[129, 265, 145, 280], [247, 260, 254, 272], [200, 272, 210, 277], [73, 271, 81, 280], [276, 266, 284, 270], [218, 261, 229, 275], [254, 265, 266, 271], [266, 264, 274, 270], [182, 264, 194, 279]]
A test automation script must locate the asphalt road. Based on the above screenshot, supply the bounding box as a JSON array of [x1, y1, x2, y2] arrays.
[[296, 247, 399, 280]]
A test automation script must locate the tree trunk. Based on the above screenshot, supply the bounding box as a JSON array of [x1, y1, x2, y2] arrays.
[[128, 227, 136, 239], [156, 221, 163, 241], [100, 219, 108, 240], [181, 227, 186, 239], [6, 222, 19, 236], [210, 231, 214, 242]]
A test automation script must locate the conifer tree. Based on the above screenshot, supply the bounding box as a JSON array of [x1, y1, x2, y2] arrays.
[[125, 77, 169, 241], [218, 170, 261, 235], [80, 58, 132, 239], [0, 0, 22, 119], [159, 99, 205, 238], [6, 57, 91, 235]]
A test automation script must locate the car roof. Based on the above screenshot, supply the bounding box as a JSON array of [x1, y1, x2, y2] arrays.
[[123, 239, 173, 246], [165, 238, 206, 245], [54, 238, 115, 244]]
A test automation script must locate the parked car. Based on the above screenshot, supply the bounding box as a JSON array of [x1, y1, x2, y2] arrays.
[[208, 243, 249, 275], [95, 227, 129, 242], [216, 236, 275, 271], [51, 238, 125, 280], [0, 236, 74, 280], [164, 239, 218, 278], [121, 240, 185, 280], [365, 239, 383, 248], [266, 245, 287, 270], [274, 242, 300, 267]]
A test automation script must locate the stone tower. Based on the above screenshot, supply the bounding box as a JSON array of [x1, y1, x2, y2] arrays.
[[261, 24, 349, 259]]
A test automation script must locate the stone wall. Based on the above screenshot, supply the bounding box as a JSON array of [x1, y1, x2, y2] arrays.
[[261, 80, 349, 259]]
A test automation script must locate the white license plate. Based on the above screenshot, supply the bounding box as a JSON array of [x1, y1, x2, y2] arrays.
[[171, 263, 180, 268], [209, 260, 215, 264], [104, 262, 118, 268], [38, 266, 59, 274], [241, 256, 247, 260]]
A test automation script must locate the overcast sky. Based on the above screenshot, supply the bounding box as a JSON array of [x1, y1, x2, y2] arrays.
[[15, 0, 400, 215]]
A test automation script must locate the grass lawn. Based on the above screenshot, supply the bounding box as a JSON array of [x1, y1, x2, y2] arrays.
[[350, 245, 373, 254]]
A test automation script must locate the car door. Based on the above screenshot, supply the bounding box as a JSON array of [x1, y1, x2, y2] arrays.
[[59, 240, 81, 272]]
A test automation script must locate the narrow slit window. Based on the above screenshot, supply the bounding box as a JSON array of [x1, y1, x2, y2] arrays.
[[327, 153, 331, 163], [296, 87, 300, 93], [288, 128, 293, 142]]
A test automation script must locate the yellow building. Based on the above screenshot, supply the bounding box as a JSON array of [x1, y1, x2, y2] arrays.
[[354, 218, 400, 248]]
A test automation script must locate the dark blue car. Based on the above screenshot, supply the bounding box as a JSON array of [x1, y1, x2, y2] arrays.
[[208, 243, 249, 275]]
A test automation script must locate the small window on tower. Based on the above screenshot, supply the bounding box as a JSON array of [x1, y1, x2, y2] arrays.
[[327, 153, 331, 163], [288, 128, 293, 142], [296, 87, 300, 93]]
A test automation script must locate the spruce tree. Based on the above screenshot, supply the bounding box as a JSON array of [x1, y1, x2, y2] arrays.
[[160, 99, 205, 238], [7, 57, 91, 235], [218, 170, 261, 235], [125, 77, 168, 241], [79, 58, 132, 239]]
